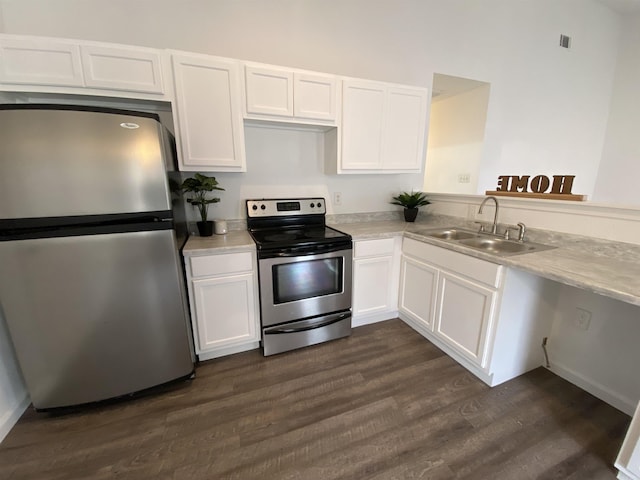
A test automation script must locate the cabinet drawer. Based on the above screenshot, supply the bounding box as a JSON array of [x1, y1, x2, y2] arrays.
[[189, 251, 253, 278], [403, 238, 502, 288], [354, 238, 395, 258]]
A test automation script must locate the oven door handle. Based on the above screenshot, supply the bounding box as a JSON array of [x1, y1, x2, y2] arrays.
[[265, 242, 351, 258], [264, 312, 350, 334]]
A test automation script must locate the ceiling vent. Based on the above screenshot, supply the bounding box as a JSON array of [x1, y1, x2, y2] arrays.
[[559, 34, 572, 49]]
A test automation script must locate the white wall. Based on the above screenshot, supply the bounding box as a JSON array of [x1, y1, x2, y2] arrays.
[[592, 13, 640, 205], [0, 0, 623, 202], [189, 126, 423, 221], [548, 284, 640, 414], [424, 84, 490, 194]]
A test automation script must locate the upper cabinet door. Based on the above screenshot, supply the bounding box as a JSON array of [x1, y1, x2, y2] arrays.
[[0, 36, 84, 87], [245, 65, 294, 117], [80, 45, 164, 94], [382, 86, 428, 171], [338, 79, 428, 174], [243, 63, 338, 125], [340, 80, 386, 170], [171, 52, 246, 172], [293, 72, 336, 121]]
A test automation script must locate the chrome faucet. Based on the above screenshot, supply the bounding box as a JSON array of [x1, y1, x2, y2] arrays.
[[478, 196, 500, 234]]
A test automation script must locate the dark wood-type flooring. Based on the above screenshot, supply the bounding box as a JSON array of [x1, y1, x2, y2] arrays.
[[0, 319, 631, 479]]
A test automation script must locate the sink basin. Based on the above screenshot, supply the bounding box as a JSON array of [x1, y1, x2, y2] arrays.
[[416, 226, 555, 256], [457, 237, 554, 256], [420, 228, 480, 240]]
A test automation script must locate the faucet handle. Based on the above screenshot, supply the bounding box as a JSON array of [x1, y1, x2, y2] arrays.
[[517, 222, 527, 242], [504, 223, 527, 241], [473, 221, 487, 233], [504, 225, 519, 240]]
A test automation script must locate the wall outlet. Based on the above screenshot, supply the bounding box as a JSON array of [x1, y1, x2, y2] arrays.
[[458, 173, 471, 183], [333, 192, 342, 206], [574, 307, 592, 330]]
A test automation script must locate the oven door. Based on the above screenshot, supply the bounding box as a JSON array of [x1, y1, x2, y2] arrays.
[[258, 247, 352, 327]]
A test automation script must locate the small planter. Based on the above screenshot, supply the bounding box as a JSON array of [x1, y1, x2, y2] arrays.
[[404, 208, 419, 222], [197, 221, 214, 237], [391, 191, 430, 223]]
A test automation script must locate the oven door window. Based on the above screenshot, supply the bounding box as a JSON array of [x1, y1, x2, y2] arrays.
[[272, 257, 343, 304]]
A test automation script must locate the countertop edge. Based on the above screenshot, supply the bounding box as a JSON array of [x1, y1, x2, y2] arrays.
[[182, 220, 640, 307]]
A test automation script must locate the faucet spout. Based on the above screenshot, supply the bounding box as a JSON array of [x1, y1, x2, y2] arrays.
[[478, 196, 500, 234]]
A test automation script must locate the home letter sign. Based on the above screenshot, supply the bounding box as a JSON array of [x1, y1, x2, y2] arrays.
[[486, 175, 586, 201]]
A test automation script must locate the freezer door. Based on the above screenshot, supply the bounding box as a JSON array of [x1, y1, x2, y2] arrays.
[[0, 107, 172, 219], [0, 229, 194, 409]]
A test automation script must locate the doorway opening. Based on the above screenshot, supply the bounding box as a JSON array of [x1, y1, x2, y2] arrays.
[[424, 73, 491, 194]]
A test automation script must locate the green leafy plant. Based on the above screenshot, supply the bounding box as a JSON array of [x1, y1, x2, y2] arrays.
[[180, 173, 225, 223], [390, 191, 430, 209]]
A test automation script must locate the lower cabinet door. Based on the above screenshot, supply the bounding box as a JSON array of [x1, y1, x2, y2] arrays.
[[353, 255, 394, 316], [192, 272, 258, 351], [435, 271, 497, 367], [399, 255, 438, 331]]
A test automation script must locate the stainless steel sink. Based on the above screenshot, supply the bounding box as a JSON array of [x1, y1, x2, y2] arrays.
[[457, 237, 538, 255], [418, 226, 555, 256], [419, 228, 481, 240]]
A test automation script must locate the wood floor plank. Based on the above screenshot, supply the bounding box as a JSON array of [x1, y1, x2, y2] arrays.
[[0, 319, 630, 480]]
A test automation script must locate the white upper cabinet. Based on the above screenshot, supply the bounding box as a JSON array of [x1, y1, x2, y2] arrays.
[[244, 63, 338, 124], [80, 44, 164, 94], [245, 65, 294, 117], [341, 80, 386, 170], [382, 86, 429, 170], [0, 34, 168, 100], [339, 79, 428, 174], [0, 35, 84, 87], [293, 72, 337, 121], [171, 52, 246, 172]]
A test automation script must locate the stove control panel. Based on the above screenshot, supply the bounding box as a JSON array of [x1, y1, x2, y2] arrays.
[[247, 198, 326, 217]]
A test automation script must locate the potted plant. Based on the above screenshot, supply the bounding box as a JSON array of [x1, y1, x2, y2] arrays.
[[180, 173, 225, 236], [390, 191, 430, 222]]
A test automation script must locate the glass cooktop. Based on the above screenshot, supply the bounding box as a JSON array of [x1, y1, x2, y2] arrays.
[[249, 225, 350, 249]]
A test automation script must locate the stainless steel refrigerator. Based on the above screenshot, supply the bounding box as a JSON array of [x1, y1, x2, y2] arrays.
[[0, 105, 195, 410]]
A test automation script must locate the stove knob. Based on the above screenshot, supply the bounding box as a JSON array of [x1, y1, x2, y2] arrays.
[[260, 204, 266, 210], [252, 205, 258, 211], [317, 202, 322, 208], [310, 203, 315, 208]]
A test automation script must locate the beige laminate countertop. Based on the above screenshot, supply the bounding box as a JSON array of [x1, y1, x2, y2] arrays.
[[183, 230, 255, 255], [182, 219, 640, 307], [332, 219, 640, 308]]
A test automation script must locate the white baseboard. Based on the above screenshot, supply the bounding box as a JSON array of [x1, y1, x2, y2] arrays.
[[352, 311, 397, 328], [616, 467, 638, 480], [197, 341, 260, 362], [549, 362, 636, 415], [0, 394, 30, 444]]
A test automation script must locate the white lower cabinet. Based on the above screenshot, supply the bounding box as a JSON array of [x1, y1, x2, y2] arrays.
[[352, 237, 401, 326], [617, 402, 640, 480], [398, 255, 438, 331], [435, 271, 497, 366], [399, 237, 554, 386], [185, 250, 260, 361]]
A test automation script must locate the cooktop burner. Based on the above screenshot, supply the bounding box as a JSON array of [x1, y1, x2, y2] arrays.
[[251, 225, 349, 248], [246, 198, 351, 252]]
